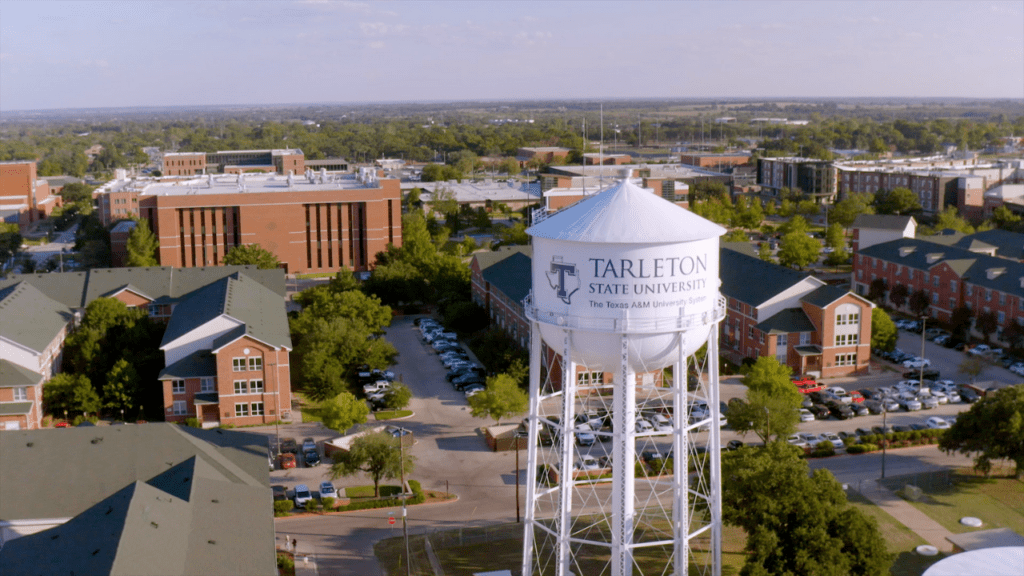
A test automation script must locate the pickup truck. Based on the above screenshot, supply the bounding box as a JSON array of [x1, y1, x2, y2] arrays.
[[363, 380, 391, 395]]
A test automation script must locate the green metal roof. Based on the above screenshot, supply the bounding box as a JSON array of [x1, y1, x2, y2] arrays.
[[953, 229, 1024, 261], [472, 245, 532, 272], [158, 351, 218, 380], [720, 246, 812, 307], [755, 308, 817, 334], [0, 282, 74, 353], [160, 272, 292, 351], [0, 359, 44, 388], [481, 252, 533, 306], [0, 401, 33, 415], [800, 284, 856, 308], [794, 345, 822, 356]]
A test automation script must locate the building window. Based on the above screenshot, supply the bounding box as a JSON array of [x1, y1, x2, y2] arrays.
[[173, 400, 187, 415], [747, 326, 754, 339], [172, 380, 185, 394], [234, 381, 247, 394], [835, 353, 857, 367], [998, 311, 1005, 324], [999, 293, 1006, 306], [233, 358, 246, 372], [250, 379, 264, 393], [836, 313, 860, 326], [235, 403, 249, 417], [949, 298, 956, 310], [800, 332, 811, 345], [932, 292, 938, 304], [13, 387, 27, 401], [835, 334, 859, 346], [200, 377, 215, 392], [759, 331, 765, 344], [577, 371, 603, 386], [248, 357, 263, 371], [985, 289, 991, 302], [251, 402, 264, 416], [950, 280, 957, 292], [148, 303, 159, 316], [967, 285, 973, 296], [933, 276, 939, 287]]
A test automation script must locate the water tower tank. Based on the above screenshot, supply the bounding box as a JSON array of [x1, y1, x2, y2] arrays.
[[526, 175, 725, 372]]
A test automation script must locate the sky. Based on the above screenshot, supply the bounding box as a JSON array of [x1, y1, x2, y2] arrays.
[[1, 0, 1022, 111]]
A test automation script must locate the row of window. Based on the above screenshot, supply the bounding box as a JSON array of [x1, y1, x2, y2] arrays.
[[171, 377, 215, 394], [836, 313, 859, 326], [861, 260, 1018, 307], [835, 333, 859, 346], [172, 401, 265, 417], [233, 357, 263, 372], [835, 353, 857, 367], [234, 380, 264, 394]]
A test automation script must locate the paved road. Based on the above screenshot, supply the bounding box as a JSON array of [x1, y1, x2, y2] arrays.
[[894, 329, 1019, 387]]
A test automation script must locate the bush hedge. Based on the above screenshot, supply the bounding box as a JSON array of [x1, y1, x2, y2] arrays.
[[274, 500, 295, 516]]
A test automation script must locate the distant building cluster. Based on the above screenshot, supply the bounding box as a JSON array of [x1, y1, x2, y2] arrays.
[[0, 161, 63, 226]]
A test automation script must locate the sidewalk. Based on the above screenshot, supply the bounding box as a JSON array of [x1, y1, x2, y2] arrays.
[[277, 533, 320, 576], [859, 480, 956, 552]]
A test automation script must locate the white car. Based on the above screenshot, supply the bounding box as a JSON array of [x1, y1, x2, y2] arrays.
[[898, 395, 922, 411], [882, 398, 901, 412], [926, 416, 950, 429], [820, 432, 844, 449], [293, 484, 313, 507], [799, 408, 815, 423], [930, 390, 949, 404], [787, 434, 808, 448], [576, 455, 601, 472], [903, 358, 931, 369], [649, 413, 673, 433], [968, 344, 991, 356], [825, 386, 846, 396], [635, 418, 654, 433], [464, 384, 485, 397], [918, 394, 939, 409], [799, 433, 824, 447]]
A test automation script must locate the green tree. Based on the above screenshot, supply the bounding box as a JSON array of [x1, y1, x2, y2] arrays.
[[497, 157, 521, 176], [777, 232, 820, 269], [720, 442, 893, 576], [949, 304, 974, 343], [777, 214, 810, 236], [940, 386, 1024, 478], [320, 392, 370, 433], [330, 431, 414, 498], [296, 317, 398, 401], [0, 222, 22, 264], [991, 205, 1022, 231], [757, 242, 773, 263], [958, 355, 986, 383], [222, 243, 280, 269], [722, 230, 749, 242], [871, 308, 897, 352], [824, 223, 846, 250], [58, 182, 94, 205], [889, 283, 909, 310], [874, 187, 921, 215], [494, 221, 530, 246], [927, 206, 974, 234], [42, 373, 100, 417], [468, 373, 529, 426], [103, 358, 141, 413], [908, 288, 930, 317], [829, 192, 875, 229], [1002, 319, 1024, 352], [405, 187, 422, 211], [867, 278, 888, 303], [725, 357, 800, 444], [383, 382, 413, 410], [824, 247, 850, 267], [125, 219, 159, 267], [976, 310, 999, 344]]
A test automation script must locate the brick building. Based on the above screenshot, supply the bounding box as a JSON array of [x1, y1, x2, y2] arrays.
[[0, 266, 291, 430], [756, 157, 837, 203], [516, 147, 572, 167], [853, 236, 1024, 341], [679, 152, 751, 170], [137, 169, 402, 273], [719, 245, 874, 378], [0, 161, 62, 227], [162, 148, 305, 176], [583, 153, 632, 165]]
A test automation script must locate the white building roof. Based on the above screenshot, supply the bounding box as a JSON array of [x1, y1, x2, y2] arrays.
[[922, 546, 1023, 576], [412, 180, 541, 203], [527, 174, 725, 244], [139, 173, 383, 197]]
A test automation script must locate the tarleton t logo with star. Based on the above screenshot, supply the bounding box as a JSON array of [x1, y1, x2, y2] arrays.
[[546, 256, 580, 305]]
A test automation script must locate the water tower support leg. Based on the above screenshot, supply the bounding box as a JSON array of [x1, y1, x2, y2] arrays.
[[611, 334, 636, 576], [708, 329, 723, 576], [522, 321, 543, 576], [556, 331, 577, 576], [673, 343, 688, 576]]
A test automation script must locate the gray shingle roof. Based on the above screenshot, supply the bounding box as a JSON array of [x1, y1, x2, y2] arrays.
[[161, 273, 292, 351], [952, 229, 1024, 261], [482, 252, 533, 305], [473, 245, 532, 272], [860, 238, 1024, 297], [0, 401, 33, 415], [755, 308, 817, 334], [800, 284, 856, 308], [0, 282, 74, 353], [0, 359, 44, 387], [852, 214, 916, 230], [158, 350, 218, 380], [0, 427, 275, 576], [720, 246, 811, 306]]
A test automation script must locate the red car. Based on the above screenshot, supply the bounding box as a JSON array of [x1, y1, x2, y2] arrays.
[[278, 453, 296, 469], [849, 391, 865, 404], [792, 378, 823, 394]]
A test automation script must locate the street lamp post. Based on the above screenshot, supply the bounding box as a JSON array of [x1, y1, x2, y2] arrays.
[[919, 316, 928, 387], [399, 427, 411, 576], [881, 407, 888, 479], [515, 431, 526, 523]]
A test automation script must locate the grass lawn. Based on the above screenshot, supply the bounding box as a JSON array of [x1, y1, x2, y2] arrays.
[[345, 484, 402, 499], [883, 469, 1024, 536], [846, 491, 945, 576], [293, 392, 325, 424], [374, 409, 413, 420]]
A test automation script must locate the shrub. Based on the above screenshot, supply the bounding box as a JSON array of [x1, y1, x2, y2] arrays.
[[321, 497, 335, 509], [277, 553, 294, 571], [846, 444, 877, 454], [184, 417, 201, 428], [274, 500, 294, 516], [910, 430, 922, 441], [304, 499, 319, 513], [811, 443, 835, 458]]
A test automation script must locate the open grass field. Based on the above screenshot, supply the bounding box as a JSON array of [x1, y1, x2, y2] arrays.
[[882, 468, 1024, 536]]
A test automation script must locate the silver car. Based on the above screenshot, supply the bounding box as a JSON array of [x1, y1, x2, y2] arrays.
[[918, 394, 939, 409], [898, 395, 922, 411]]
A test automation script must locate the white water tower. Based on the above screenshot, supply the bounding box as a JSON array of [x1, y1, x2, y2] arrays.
[[521, 173, 727, 576]]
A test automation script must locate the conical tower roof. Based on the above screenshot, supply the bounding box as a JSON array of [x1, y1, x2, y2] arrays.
[[527, 174, 726, 243]]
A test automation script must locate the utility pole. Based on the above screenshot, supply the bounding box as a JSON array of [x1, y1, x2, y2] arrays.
[[919, 316, 927, 388], [515, 432, 522, 523], [400, 428, 411, 576]]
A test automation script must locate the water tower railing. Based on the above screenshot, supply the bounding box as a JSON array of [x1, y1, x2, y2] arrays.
[[524, 294, 727, 334]]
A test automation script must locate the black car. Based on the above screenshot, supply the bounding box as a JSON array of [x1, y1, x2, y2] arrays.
[[855, 428, 874, 437], [871, 425, 893, 435], [279, 437, 298, 454], [452, 373, 485, 387], [851, 403, 870, 417], [903, 369, 940, 380], [863, 400, 884, 415], [454, 378, 486, 391], [909, 423, 929, 431], [827, 402, 854, 420], [303, 449, 321, 467], [893, 425, 912, 433], [725, 440, 745, 451], [447, 367, 484, 381], [809, 404, 831, 420], [272, 485, 288, 502], [958, 387, 980, 403]]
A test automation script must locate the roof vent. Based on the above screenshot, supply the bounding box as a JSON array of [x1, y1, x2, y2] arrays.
[[898, 247, 916, 257], [926, 253, 944, 264], [986, 268, 1005, 280]]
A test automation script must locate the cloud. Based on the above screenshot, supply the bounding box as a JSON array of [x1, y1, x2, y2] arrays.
[[368, 41, 385, 49], [360, 22, 408, 37]]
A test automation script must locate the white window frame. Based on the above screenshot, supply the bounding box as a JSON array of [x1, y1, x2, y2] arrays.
[[248, 357, 263, 371], [234, 380, 247, 395], [232, 358, 246, 372], [249, 379, 264, 393], [800, 332, 811, 345], [13, 387, 28, 401], [200, 377, 215, 392], [251, 402, 264, 416], [234, 403, 249, 417], [172, 400, 187, 415], [835, 353, 857, 367], [171, 380, 185, 394]]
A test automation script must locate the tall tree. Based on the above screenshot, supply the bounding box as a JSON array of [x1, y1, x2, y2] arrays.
[[468, 373, 529, 426], [908, 288, 930, 317], [42, 373, 100, 417], [125, 219, 159, 267], [382, 382, 413, 410], [777, 231, 821, 270], [870, 308, 897, 352], [958, 355, 986, 383], [940, 386, 1024, 478], [867, 278, 888, 303], [829, 192, 874, 229], [222, 243, 281, 269], [889, 283, 909, 310], [720, 442, 892, 576], [726, 357, 800, 444], [824, 223, 846, 250], [103, 358, 141, 413], [950, 304, 974, 343], [874, 187, 921, 215], [330, 431, 414, 498], [0, 223, 22, 264], [757, 242, 774, 263], [975, 310, 999, 344]]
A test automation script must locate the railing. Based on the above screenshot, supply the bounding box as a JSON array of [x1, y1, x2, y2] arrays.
[[523, 293, 727, 334]]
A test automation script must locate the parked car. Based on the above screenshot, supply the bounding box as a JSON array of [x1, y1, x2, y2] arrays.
[[799, 408, 815, 423], [576, 455, 601, 472], [809, 404, 831, 420], [918, 394, 939, 409], [302, 438, 316, 452], [851, 403, 870, 417], [926, 416, 950, 429], [798, 432, 824, 446], [855, 427, 874, 437], [871, 425, 894, 435], [725, 440, 745, 451], [958, 387, 980, 403], [903, 357, 931, 369], [897, 395, 922, 411], [294, 484, 313, 507], [820, 432, 844, 449], [464, 384, 486, 397], [303, 449, 321, 467], [635, 418, 654, 434], [576, 423, 597, 446], [909, 422, 929, 431], [903, 369, 940, 380], [272, 485, 288, 502], [319, 481, 338, 501], [649, 413, 673, 433], [278, 453, 296, 469], [827, 402, 854, 420], [787, 434, 808, 448], [968, 344, 991, 356], [280, 437, 298, 454]]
